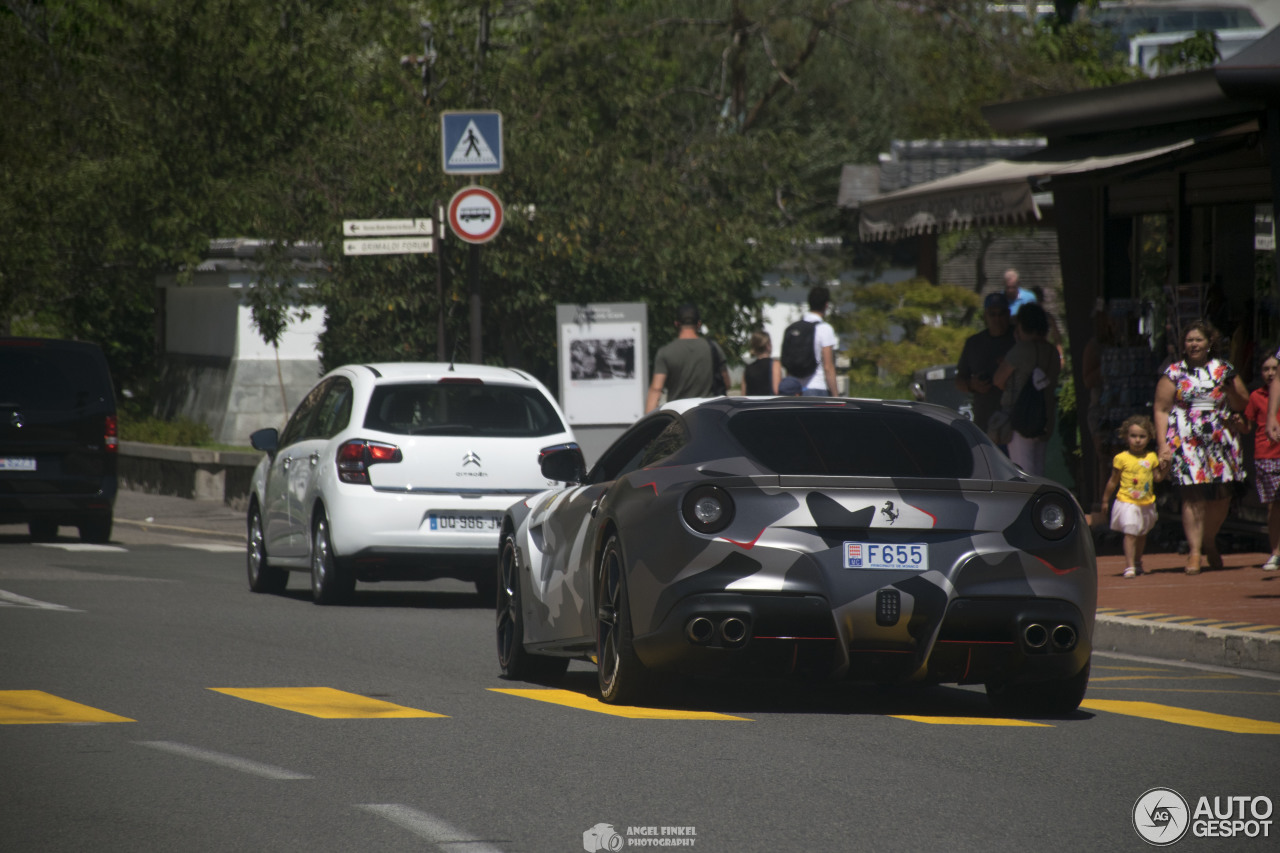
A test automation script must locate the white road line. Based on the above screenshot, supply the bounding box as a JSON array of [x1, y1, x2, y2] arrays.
[[34, 543, 128, 553], [175, 543, 244, 553], [357, 804, 505, 852], [0, 589, 81, 611], [135, 741, 312, 780]]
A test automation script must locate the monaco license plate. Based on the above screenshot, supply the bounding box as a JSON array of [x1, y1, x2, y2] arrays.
[[843, 542, 928, 570], [427, 512, 500, 532], [0, 457, 37, 471]]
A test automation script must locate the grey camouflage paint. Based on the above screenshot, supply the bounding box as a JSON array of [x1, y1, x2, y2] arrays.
[[502, 397, 1095, 686]]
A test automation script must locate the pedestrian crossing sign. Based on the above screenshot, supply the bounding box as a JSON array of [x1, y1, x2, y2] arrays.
[[441, 111, 503, 175]]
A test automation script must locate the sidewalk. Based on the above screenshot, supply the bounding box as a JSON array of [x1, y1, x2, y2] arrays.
[[115, 489, 246, 540], [110, 491, 1280, 672]]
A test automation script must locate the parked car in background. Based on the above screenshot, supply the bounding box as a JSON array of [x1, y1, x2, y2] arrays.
[[0, 338, 118, 542], [498, 396, 1095, 714], [246, 362, 575, 604]]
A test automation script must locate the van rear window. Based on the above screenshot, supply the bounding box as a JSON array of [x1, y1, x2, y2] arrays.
[[727, 409, 974, 478], [0, 344, 114, 410]]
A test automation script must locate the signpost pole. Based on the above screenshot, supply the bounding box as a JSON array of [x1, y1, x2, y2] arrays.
[[435, 203, 447, 362], [469, 243, 482, 364]]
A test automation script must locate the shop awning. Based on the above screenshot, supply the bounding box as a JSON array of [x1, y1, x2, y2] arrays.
[[856, 140, 1196, 241]]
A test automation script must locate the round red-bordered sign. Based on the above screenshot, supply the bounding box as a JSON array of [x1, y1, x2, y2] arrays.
[[447, 186, 504, 244]]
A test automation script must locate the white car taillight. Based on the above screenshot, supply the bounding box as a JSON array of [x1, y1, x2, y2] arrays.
[[336, 439, 402, 485]]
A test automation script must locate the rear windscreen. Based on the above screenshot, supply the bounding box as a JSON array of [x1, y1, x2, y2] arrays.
[[727, 409, 975, 478], [364, 382, 566, 438], [0, 345, 113, 410]]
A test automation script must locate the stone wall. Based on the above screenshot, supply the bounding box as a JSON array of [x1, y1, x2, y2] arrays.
[[118, 441, 260, 510], [152, 353, 323, 446]]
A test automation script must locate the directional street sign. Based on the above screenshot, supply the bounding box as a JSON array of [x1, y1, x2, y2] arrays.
[[343, 237, 435, 256], [447, 186, 504, 244], [343, 218, 433, 237], [441, 111, 503, 175]]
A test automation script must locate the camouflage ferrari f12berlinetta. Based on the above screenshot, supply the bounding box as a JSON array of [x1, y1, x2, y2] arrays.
[[496, 396, 1095, 713]]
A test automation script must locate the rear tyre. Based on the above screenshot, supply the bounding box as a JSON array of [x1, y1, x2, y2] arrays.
[[596, 536, 649, 705], [28, 521, 58, 542], [474, 568, 498, 605], [496, 535, 569, 682], [986, 660, 1091, 716], [310, 512, 354, 605], [246, 503, 288, 594], [78, 513, 112, 544]]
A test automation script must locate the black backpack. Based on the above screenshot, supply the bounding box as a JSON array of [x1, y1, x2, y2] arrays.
[[704, 339, 727, 396], [1011, 347, 1050, 438], [780, 319, 818, 377]]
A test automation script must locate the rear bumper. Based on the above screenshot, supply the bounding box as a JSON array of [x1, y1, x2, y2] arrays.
[[341, 546, 493, 583], [631, 591, 1090, 686], [0, 478, 117, 526]]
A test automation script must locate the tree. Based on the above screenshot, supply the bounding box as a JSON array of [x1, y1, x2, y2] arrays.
[[2, 0, 1141, 401], [834, 278, 979, 386]]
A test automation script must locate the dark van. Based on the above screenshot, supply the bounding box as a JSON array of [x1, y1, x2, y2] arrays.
[[0, 338, 118, 542]]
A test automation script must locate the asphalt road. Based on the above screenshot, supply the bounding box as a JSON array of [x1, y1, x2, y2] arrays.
[[2, 532, 1278, 853]]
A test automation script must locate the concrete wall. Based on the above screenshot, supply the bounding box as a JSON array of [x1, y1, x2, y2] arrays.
[[156, 270, 326, 445], [118, 441, 260, 510]]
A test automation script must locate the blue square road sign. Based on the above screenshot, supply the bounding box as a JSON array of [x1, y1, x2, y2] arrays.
[[441, 111, 503, 175]]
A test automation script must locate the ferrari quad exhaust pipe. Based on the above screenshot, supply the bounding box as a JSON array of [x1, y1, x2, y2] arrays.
[[686, 616, 716, 644], [719, 617, 748, 645], [1051, 624, 1077, 651], [1023, 623, 1049, 650]]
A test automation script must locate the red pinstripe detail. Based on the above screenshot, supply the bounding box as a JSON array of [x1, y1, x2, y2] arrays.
[[722, 527, 767, 549], [1033, 554, 1078, 575]]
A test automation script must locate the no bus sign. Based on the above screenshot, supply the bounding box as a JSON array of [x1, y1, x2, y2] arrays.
[[447, 186, 504, 244]]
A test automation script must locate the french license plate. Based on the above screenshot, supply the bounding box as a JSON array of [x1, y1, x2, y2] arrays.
[[0, 457, 36, 471], [844, 542, 928, 570], [428, 513, 500, 532]]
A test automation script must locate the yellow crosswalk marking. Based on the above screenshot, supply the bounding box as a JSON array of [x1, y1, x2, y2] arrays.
[[209, 687, 446, 719], [0, 690, 134, 724], [889, 715, 1051, 727], [489, 688, 751, 720], [1089, 674, 1238, 682], [1081, 700, 1280, 734]]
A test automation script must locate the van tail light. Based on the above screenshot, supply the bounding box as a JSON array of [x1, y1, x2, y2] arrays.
[[104, 415, 118, 452], [336, 439, 402, 485]]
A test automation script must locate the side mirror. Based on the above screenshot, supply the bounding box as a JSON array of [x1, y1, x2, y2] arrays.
[[910, 382, 927, 402], [539, 442, 586, 484], [250, 427, 279, 456]]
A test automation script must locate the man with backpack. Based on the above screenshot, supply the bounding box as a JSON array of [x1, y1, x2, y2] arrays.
[[780, 286, 838, 396], [645, 303, 732, 412]]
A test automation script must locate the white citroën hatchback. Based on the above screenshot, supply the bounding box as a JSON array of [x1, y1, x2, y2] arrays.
[[246, 362, 577, 604]]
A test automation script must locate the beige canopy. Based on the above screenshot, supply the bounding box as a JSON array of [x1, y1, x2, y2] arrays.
[[856, 140, 1196, 241]]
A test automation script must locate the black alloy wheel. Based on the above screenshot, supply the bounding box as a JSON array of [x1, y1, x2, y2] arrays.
[[496, 535, 569, 682], [596, 535, 649, 705]]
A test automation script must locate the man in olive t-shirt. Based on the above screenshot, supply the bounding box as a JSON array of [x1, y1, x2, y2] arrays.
[[645, 303, 730, 412]]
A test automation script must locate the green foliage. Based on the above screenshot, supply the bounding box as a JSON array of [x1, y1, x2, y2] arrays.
[[1152, 30, 1220, 75], [833, 278, 979, 386], [2, 0, 1142, 398], [118, 413, 213, 447]]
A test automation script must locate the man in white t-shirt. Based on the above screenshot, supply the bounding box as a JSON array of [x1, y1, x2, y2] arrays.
[[799, 285, 838, 396]]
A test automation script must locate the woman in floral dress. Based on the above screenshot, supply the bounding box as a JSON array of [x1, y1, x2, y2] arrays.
[[1153, 320, 1250, 574]]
